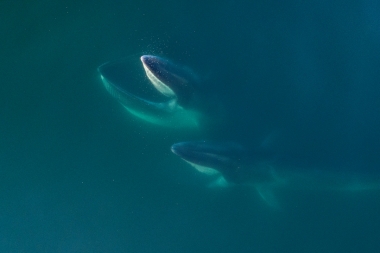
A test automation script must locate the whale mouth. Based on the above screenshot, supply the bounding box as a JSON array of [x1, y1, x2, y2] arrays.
[[98, 56, 201, 128], [98, 57, 169, 105]]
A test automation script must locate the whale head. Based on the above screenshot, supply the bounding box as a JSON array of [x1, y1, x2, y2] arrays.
[[171, 141, 246, 186], [98, 55, 201, 128], [140, 55, 198, 107]]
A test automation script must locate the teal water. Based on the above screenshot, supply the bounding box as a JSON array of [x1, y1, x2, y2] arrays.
[[1, 0, 380, 252]]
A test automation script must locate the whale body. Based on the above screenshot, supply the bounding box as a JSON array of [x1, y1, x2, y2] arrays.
[[171, 140, 380, 206]]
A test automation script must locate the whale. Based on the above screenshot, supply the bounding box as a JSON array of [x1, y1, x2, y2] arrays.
[[98, 55, 204, 128], [171, 140, 380, 207]]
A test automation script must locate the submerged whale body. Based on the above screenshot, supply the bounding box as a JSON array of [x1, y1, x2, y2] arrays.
[[98, 55, 202, 128], [171, 140, 380, 206]]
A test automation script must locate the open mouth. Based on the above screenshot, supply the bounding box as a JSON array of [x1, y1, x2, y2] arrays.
[[98, 55, 201, 128], [98, 57, 169, 104]]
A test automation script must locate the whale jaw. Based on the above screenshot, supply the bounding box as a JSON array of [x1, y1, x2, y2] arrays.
[[98, 56, 202, 128]]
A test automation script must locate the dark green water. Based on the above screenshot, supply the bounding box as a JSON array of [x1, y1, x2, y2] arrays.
[[1, 0, 380, 252]]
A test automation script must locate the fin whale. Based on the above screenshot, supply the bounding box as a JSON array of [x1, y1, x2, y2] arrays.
[[171, 140, 380, 206], [98, 55, 203, 128]]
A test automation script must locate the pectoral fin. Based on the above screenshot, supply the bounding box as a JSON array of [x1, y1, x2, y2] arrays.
[[255, 184, 280, 208]]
